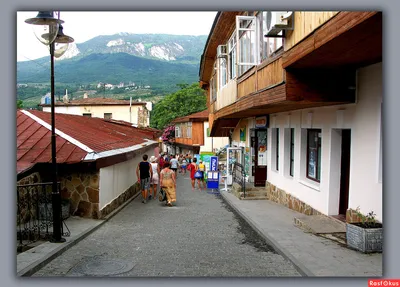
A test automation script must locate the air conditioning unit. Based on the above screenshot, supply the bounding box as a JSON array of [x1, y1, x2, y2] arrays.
[[265, 11, 294, 37], [217, 45, 228, 58]]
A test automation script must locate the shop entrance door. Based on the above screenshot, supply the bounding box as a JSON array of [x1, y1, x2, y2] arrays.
[[252, 129, 268, 186]]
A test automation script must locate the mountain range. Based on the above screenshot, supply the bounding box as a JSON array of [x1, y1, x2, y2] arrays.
[[17, 33, 207, 87]]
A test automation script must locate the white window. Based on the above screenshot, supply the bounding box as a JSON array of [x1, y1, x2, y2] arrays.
[[188, 122, 192, 138], [261, 12, 284, 59], [219, 57, 227, 88], [284, 128, 295, 177], [228, 32, 237, 80], [236, 15, 259, 77], [175, 125, 181, 138], [271, 128, 280, 172]]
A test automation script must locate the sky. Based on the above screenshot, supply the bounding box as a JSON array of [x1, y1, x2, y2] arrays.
[[17, 11, 217, 62]]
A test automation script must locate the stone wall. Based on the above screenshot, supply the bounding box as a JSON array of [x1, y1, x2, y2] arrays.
[[100, 183, 140, 218], [60, 171, 141, 219], [17, 172, 41, 186], [60, 172, 100, 219], [266, 181, 323, 216]]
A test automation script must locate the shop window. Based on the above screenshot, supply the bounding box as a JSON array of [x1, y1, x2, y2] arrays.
[[306, 129, 322, 182]]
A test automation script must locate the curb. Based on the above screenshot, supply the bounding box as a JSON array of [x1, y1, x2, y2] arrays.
[[219, 190, 315, 277], [18, 190, 142, 277]]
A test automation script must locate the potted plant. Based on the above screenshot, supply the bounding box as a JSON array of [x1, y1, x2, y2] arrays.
[[346, 207, 382, 253]]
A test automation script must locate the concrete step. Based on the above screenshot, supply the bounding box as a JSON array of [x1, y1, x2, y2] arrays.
[[294, 214, 346, 234]]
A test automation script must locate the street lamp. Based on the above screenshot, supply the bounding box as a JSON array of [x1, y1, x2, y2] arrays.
[[25, 11, 74, 243]]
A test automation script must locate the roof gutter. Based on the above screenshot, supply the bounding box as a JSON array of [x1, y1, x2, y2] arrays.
[[83, 139, 158, 161], [199, 11, 222, 81]]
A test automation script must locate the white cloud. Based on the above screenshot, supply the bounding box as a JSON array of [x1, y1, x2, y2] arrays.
[[17, 11, 217, 62]]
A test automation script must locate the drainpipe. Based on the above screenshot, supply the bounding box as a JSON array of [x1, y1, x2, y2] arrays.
[[129, 96, 132, 123]]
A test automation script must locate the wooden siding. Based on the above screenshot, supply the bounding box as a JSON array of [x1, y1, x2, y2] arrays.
[[192, 122, 204, 145], [216, 79, 237, 111], [257, 58, 284, 91], [175, 138, 193, 146], [285, 11, 339, 51], [237, 71, 257, 99], [282, 11, 381, 69]]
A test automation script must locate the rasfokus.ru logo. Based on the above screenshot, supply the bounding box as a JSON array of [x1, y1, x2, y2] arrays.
[[369, 280, 400, 286]]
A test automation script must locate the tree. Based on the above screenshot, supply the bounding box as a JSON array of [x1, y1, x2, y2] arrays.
[[150, 82, 207, 130], [17, 99, 23, 109]]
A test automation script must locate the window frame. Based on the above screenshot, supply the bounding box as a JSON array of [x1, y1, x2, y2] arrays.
[[276, 128, 279, 171], [82, 113, 92, 118], [104, 113, 112, 120], [306, 129, 322, 182], [228, 31, 237, 80], [289, 128, 295, 177], [219, 57, 228, 89], [236, 15, 259, 77]]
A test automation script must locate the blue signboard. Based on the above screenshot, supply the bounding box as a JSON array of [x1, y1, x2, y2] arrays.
[[210, 156, 218, 172], [207, 156, 219, 189]]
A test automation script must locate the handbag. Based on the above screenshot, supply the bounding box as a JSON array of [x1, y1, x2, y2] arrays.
[[159, 187, 167, 202], [194, 170, 203, 179]]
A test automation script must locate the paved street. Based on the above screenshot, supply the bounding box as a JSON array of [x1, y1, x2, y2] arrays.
[[32, 172, 301, 277]]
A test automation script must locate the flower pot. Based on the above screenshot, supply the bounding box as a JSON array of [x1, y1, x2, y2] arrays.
[[346, 222, 382, 253]]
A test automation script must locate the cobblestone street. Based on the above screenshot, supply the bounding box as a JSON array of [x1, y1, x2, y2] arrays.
[[32, 173, 301, 277]]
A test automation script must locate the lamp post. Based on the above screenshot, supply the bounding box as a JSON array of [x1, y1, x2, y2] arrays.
[[25, 11, 74, 243]]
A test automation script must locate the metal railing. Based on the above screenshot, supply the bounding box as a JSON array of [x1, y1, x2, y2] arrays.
[[17, 182, 70, 252], [233, 162, 246, 198]]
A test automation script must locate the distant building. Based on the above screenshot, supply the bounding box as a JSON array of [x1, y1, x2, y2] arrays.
[[39, 97, 150, 127], [169, 110, 229, 155]]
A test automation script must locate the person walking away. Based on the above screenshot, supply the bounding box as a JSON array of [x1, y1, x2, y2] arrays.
[[158, 153, 165, 171], [136, 154, 153, 203], [170, 155, 179, 177], [160, 162, 176, 207], [198, 160, 207, 190], [187, 158, 199, 191], [150, 156, 160, 200], [181, 156, 187, 174]]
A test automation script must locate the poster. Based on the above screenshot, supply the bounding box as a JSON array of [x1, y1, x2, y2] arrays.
[[240, 126, 246, 142]]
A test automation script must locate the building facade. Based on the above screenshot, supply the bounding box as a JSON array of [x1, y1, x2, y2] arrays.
[[199, 11, 382, 222], [169, 110, 229, 155], [40, 97, 150, 127]]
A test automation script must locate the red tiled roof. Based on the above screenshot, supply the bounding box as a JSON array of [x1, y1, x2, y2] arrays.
[[17, 110, 158, 174], [171, 110, 209, 123], [39, 97, 146, 107]]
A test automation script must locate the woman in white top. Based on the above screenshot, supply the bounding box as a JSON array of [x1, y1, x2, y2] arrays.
[[149, 156, 160, 200]]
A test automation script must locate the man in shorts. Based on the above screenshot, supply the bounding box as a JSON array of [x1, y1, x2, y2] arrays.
[[136, 154, 153, 203], [170, 155, 179, 176]]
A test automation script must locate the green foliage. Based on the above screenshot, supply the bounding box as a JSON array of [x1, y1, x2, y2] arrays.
[[17, 99, 23, 109], [354, 206, 379, 228], [150, 83, 207, 130]]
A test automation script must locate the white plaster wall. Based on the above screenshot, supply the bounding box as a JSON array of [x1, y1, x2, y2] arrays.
[[99, 146, 158, 209], [348, 62, 382, 221], [265, 62, 382, 221], [99, 156, 141, 210], [201, 122, 229, 153]]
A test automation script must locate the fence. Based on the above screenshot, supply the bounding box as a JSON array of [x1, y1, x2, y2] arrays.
[[17, 182, 70, 252], [233, 161, 246, 198]]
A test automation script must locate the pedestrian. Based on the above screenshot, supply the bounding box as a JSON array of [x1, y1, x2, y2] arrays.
[[181, 156, 187, 174], [150, 156, 160, 200], [187, 157, 199, 191], [170, 154, 179, 176], [158, 153, 165, 171], [136, 154, 153, 203], [160, 162, 176, 207], [198, 160, 207, 190]]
